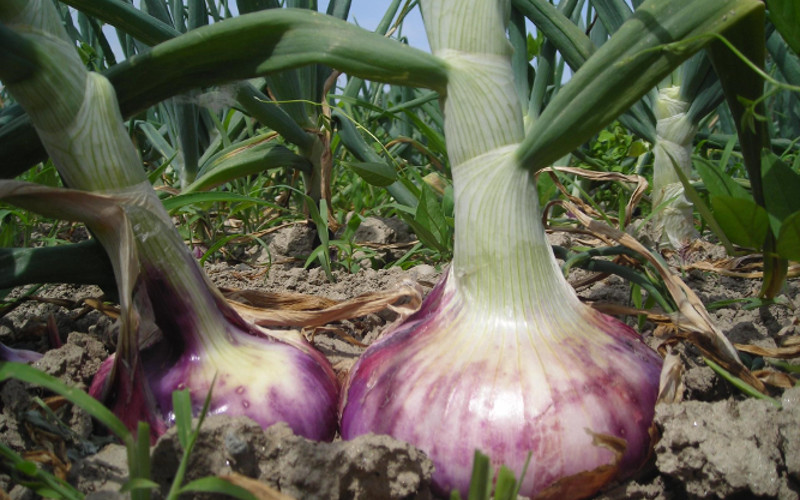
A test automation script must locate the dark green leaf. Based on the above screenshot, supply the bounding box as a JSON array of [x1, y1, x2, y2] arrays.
[[519, 0, 764, 171], [766, 0, 800, 56], [186, 139, 310, 193], [711, 195, 769, 249], [707, 4, 767, 206], [776, 210, 800, 261], [761, 150, 800, 233], [161, 192, 275, 212]]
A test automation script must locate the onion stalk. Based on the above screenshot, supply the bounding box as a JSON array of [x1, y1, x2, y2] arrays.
[[340, 1, 663, 497], [651, 86, 700, 249], [0, 0, 338, 441]]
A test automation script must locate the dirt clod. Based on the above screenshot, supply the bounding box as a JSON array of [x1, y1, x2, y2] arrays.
[[654, 388, 800, 499], [149, 416, 434, 499]]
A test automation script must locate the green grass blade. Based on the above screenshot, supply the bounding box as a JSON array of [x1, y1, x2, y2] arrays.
[[493, 465, 518, 500], [704, 357, 781, 408], [161, 191, 279, 212], [465, 450, 492, 500], [173, 389, 193, 450]]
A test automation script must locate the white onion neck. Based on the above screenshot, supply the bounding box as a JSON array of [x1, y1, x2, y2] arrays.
[[450, 146, 583, 318], [420, 0, 582, 318]]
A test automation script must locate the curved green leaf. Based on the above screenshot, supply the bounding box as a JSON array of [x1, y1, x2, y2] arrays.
[[106, 9, 448, 117]]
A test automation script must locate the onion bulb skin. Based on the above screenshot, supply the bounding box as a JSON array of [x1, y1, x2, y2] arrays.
[[143, 324, 340, 442], [340, 270, 662, 498]]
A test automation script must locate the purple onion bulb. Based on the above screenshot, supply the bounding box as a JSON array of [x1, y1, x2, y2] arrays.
[[341, 270, 662, 497]]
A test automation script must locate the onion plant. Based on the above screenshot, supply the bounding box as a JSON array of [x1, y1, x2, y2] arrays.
[[341, 0, 763, 497], [1, 0, 766, 497]]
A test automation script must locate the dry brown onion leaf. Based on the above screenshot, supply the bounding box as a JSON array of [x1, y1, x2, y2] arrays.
[[558, 198, 766, 394], [225, 281, 423, 328], [304, 325, 367, 348], [657, 348, 686, 404], [221, 287, 338, 310], [22, 449, 71, 480], [540, 166, 649, 228], [734, 340, 800, 359], [533, 431, 627, 500], [82, 297, 122, 320], [689, 259, 800, 279], [751, 369, 797, 389]]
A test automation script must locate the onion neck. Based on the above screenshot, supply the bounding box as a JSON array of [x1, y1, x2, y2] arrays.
[[421, 0, 582, 319]]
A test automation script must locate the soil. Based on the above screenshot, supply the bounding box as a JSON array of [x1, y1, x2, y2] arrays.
[[1, 218, 799, 499]]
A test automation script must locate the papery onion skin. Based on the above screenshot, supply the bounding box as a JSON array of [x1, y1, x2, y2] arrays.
[[340, 271, 662, 498]]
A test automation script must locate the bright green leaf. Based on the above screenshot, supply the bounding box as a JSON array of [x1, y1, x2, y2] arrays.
[[493, 465, 518, 500], [173, 389, 193, 450], [627, 140, 647, 157]]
